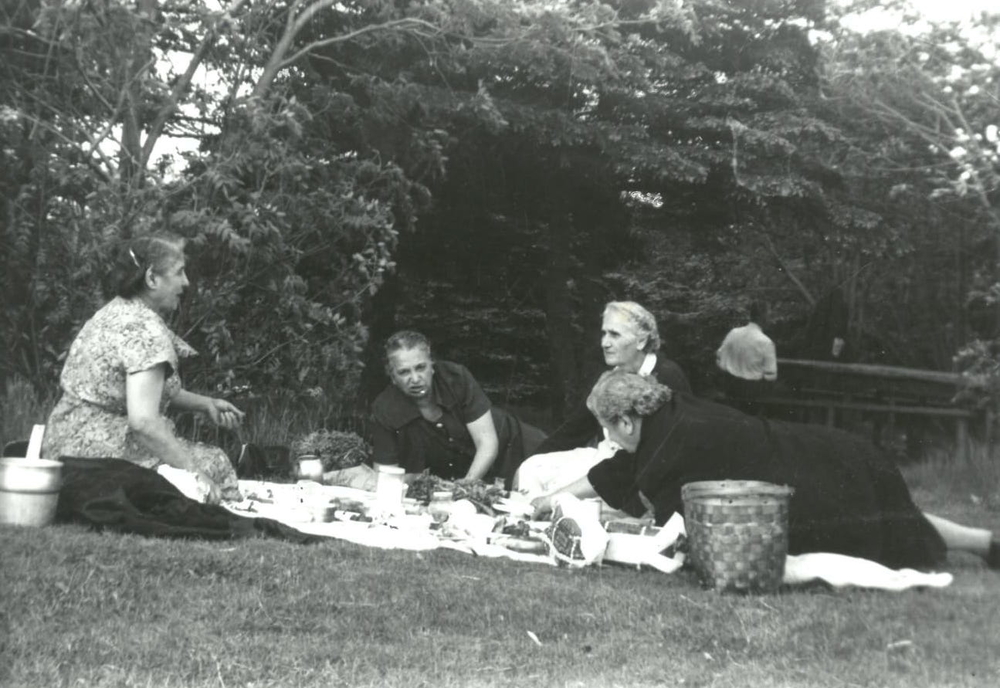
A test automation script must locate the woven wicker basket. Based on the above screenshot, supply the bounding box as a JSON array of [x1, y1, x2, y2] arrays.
[[681, 480, 794, 593]]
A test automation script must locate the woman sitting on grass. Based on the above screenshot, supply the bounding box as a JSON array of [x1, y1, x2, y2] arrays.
[[42, 232, 244, 504], [532, 369, 1000, 571], [370, 330, 545, 487]]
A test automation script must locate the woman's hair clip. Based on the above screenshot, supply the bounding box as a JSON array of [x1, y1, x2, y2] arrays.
[[129, 249, 141, 269]]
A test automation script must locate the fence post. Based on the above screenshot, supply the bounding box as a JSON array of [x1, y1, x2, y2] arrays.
[[956, 418, 969, 463], [985, 406, 994, 461]]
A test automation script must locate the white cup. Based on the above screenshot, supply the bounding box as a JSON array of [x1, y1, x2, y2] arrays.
[[297, 456, 324, 482], [374, 465, 405, 510]]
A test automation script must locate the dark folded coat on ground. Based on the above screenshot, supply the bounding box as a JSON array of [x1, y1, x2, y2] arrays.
[[587, 393, 947, 570], [55, 457, 318, 543]]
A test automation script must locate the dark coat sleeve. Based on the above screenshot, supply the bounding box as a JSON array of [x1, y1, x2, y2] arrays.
[[652, 357, 691, 395], [587, 449, 645, 516]]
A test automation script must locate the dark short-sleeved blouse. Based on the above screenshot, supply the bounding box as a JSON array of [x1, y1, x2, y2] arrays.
[[371, 360, 493, 479], [587, 393, 946, 570]]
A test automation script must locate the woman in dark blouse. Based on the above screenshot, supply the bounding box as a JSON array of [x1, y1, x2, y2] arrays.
[[532, 369, 1000, 570], [370, 331, 545, 486]]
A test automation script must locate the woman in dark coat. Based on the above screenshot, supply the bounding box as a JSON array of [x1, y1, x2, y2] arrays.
[[514, 301, 690, 495], [532, 370, 999, 570]]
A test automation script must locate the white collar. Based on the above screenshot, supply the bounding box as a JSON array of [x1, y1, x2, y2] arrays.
[[638, 352, 657, 377]]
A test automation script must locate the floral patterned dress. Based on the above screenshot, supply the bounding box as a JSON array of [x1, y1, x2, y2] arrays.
[[43, 297, 241, 501]]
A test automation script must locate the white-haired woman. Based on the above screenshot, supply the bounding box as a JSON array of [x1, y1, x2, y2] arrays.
[[513, 301, 690, 497], [532, 370, 999, 570], [43, 232, 244, 503]]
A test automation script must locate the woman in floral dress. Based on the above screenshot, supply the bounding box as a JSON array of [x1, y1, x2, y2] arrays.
[[43, 232, 244, 503]]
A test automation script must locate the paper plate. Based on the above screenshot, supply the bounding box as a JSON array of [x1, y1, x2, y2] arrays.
[[493, 498, 534, 516]]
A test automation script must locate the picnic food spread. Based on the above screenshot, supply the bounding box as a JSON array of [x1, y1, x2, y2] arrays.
[[222, 473, 661, 567]]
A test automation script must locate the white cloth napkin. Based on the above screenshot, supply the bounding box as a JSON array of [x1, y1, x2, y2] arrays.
[[783, 552, 953, 590], [157, 465, 210, 503]]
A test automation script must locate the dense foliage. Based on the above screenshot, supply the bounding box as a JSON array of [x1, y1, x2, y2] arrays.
[[2, 0, 999, 428]]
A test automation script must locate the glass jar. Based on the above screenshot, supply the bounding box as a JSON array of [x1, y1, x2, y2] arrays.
[[374, 465, 405, 511], [428, 490, 454, 524]]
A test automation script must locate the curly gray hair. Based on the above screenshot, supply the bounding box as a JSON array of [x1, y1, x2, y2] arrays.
[[586, 369, 672, 423], [384, 330, 432, 370], [603, 301, 661, 353]]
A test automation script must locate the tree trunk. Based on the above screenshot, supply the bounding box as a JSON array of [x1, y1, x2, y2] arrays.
[[543, 212, 578, 423], [120, 0, 159, 190], [956, 217, 967, 351]]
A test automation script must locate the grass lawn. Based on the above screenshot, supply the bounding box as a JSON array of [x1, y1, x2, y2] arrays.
[[2, 463, 1000, 688]]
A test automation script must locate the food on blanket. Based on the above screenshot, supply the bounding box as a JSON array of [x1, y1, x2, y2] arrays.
[[309, 502, 336, 523], [407, 471, 453, 505], [291, 430, 371, 471], [501, 519, 532, 538], [330, 497, 368, 513], [452, 478, 505, 515], [492, 535, 548, 554], [406, 474, 504, 512], [240, 484, 275, 503], [333, 510, 372, 523]]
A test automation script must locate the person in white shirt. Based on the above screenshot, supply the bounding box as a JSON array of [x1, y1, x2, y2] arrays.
[[715, 301, 777, 415], [716, 301, 777, 382]]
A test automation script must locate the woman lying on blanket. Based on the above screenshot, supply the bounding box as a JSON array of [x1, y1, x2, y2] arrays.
[[43, 232, 244, 504], [532, 369, 1000, 571], [370, 330, 546, 488], [513, 300, 690, 496]]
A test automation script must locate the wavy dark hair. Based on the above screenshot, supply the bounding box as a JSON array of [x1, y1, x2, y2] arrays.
[[114, 232, 186, 299]]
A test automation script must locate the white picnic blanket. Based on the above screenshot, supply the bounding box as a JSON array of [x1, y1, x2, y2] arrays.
[[217, 480, 952, 591], [222, 480, 554, 564]]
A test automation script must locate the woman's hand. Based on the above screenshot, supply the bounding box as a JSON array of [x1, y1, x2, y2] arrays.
[[531, 494, 555, 520], [195, 470, 222, 505], [205, 398, 245, 430]]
